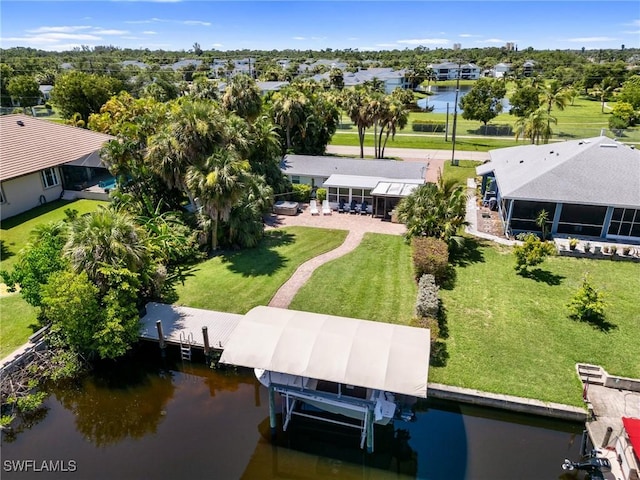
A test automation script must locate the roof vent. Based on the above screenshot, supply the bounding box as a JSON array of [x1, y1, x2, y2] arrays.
[[600, 143, 618, 148], [549, 150, 554, 154], [16, 120, 24, 126], [519, 160, 524, 164]]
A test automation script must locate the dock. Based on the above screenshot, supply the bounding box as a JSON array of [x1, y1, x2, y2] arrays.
[[139, 302, 242, 353]]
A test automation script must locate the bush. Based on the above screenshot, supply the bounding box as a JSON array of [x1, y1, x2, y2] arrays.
[[568, 274, 607, 324], [412, 120, 446, 132], [415, 274, 439, 319], [411, 237, 449, 284], [316, 188, 326, 202], [513, 233, 555, 274], [291, 183, 312, 202], [410, 315, 440, 341]]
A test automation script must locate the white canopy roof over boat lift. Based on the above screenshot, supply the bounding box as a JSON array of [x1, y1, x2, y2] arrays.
[[219, 306, 431, 398], [371, 180, 422, 198]]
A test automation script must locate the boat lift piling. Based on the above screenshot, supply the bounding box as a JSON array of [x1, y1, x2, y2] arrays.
[[268, 384, 277, 439], [202, 326, 210, 364], [156, 320, 166, 357]]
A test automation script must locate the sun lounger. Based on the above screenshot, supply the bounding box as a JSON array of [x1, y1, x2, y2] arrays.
[[322, 199, 332, 215], [310, 199, 319, 215]]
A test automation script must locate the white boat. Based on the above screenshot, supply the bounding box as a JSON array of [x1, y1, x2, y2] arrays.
[[255, 368, 397, 426]]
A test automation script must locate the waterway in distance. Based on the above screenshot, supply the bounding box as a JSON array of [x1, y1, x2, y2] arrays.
[[2, 343, 583, 479]]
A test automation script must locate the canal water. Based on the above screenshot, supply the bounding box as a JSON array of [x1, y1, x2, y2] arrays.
[[2, 343, 583, 479]]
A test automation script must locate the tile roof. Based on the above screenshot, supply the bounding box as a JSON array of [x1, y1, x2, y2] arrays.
[[479, 137, 640, 208], [0, 114, 114, 182]]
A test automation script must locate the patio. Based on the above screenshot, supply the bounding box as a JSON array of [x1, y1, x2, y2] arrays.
[[264, 203, 406, 236]]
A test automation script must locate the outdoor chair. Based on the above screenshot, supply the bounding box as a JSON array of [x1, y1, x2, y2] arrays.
[[322, 199, 332, 215], [360, 200, 369, 215], [310, 199, 320, 216], [349, 200, 358, 214], [338, 199, 346, 213]]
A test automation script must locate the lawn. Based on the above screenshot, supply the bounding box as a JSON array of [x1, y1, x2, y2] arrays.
[[433, 240, 640, 406], [331, 95, 640, 152], [443, 160, 482, 186], [0, 293, 39, 358], [289, 233, 417, 325], [174, 226, 348, 313], [1, 199, 108, 271]]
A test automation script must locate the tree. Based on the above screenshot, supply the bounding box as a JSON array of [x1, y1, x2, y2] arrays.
[[591, 76, 617, 113], [617, 75, 640, 109], [396, 177, 468, 247], [1, 63, 15, 106], [0, 222, 68, 307], [513, 233, 555, 274], [460, 78, 506, 126], [540, 80, 569, 116], [50, 71, 124, 123], [222, 74, 262, 122], [509, 84, 541, 117], [7, 75, 41, 109], [378, 98, 409, 158], [567, 274, 607, 326], [514, 107, 556, 144], [270, 87, 307, 151], [329, 68, 344, 90], [225, 174, 273, 248], [192, 42, 203, 56], [609, 102, 637, 129], [536, 209, 549, 240], [342, 87, 373, 158], [187, 76, 220, 101]]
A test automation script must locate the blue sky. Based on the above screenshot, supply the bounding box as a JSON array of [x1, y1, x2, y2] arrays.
[[1, 1, 638, 52]]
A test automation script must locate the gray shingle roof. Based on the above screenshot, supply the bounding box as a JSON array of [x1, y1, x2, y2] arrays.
[[479, 137, 640, 208], [281, 155, 427, 181]]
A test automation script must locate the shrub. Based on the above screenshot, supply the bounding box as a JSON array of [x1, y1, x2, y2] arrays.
[[316, 188, 327, 202], [513, 233, 555, 274], [568, 274, 607, 324], [412, 120, 446, 132], [410, 316, 440, 341], [291, 183, 312, 202], [411, 237, 449, 284], [415, 274, 440, 320]]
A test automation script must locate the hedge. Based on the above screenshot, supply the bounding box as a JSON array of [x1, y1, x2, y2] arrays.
[[411, 236, 449, 284], [412, 120, 446, 133], [291, 184, 312, 202], [415, 274, 439, 319]]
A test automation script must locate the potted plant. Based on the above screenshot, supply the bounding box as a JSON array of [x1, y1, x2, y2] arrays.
[[594, 245, 602, 254], [603, 246, 610, 254], [583, 242, 591, 253], [568, 238, 579, 251], [610, 245, 618, 256], [623, 246, 631, 256]]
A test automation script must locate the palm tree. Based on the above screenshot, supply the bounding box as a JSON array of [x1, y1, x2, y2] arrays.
[[540, 80, 568, 134], [514, 107, 557, 144], [591, 77, 617, 113], [271, 88, 307, 151], [64, 207, 155, 292], [226, 174, 274, 248], [342, 88, 373, 158], [186, 150, 251, 251], [378, 99, 409, 159], [222, 74, 263, 122]]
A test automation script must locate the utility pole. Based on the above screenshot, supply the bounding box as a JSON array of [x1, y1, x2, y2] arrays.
[[450, 60, 462, 166]]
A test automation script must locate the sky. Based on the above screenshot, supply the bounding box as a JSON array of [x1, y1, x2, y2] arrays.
[[0, 1, 639, 53]]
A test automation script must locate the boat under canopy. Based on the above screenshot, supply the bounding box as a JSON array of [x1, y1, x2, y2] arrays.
[[219, 306, 431, 451]]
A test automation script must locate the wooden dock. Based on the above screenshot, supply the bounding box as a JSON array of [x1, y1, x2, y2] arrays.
[[139, 302, 242, 351]]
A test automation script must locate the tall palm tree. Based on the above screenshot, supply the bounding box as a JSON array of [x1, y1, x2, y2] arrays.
[[342, 88, 373, 158], [271, 88, 307, 151], [378, 99, 409, 159], [222, 74, 263, 122], [186, 150, 251, 251], [226, 174, 274, 248], [540, 80, 568, 134]]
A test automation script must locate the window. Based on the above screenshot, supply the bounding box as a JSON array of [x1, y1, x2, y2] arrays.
[[291, 175, 300, 185], [327, 187, 338, 203], [608, 208, 640, 239], [41, 168, 59, 188], [557, 203, 607, 237]]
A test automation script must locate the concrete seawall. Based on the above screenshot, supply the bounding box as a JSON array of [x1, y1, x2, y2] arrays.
[[428, 382, 587, 422]]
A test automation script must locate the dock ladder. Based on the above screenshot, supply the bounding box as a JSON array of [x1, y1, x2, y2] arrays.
[[179, 332, 194, 361]]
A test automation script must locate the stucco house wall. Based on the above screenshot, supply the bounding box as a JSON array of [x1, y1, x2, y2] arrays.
[[1, 168, 63, 221]]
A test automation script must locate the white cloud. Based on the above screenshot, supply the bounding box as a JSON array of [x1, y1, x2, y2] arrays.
[[622, 30, 640, 34], [397, 38, 449, 45], [125, 18, 166, 24], [121, 36, 143, 40], [183, 20, 211, 26], [211, 43, 223, 47], [143, 31, 157, 35], [93, 29, 129, 35], [27, 26, 92, 33], [567, 36, 617, 42], [293, 36, 306, 40], [479, 38, 506, 44], [622, 19, 640, 26]]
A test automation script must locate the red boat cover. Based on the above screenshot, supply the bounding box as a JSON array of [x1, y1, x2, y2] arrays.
[[622, 417, 640, 458]]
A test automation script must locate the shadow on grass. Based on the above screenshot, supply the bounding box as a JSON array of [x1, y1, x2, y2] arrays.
[[450, 237, 485, 267], [430, 340, 449, 367], [570, 313, 617, 333], [518, 268, 565, 286], [0, 200, 74, 230], [437, 301, 449, 339], [221, 231, 295, 277], [1, 240, 14, 262]]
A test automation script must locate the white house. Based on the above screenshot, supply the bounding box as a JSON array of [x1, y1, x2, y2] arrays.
[[430, 62, 481, 81], [0, 115, 114, 220]]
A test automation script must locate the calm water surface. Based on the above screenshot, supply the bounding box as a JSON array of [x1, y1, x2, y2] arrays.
[[2, 343, 582, 479], [416, 86, 511, 114]]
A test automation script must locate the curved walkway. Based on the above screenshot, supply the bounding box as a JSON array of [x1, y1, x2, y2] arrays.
[[268, 229, 365, 309]]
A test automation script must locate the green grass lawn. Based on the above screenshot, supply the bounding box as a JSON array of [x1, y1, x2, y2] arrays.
[[1, 199, 108, 271], [433, 240, 640, 406], [0, 294, 39, 358], [289, 233, 417, 325], [174, 226, 348, 313], [443, 160, 482, 186]]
